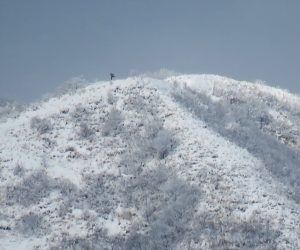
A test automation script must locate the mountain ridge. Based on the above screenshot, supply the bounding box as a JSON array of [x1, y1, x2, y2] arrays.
[[0, 75, 299, 249]]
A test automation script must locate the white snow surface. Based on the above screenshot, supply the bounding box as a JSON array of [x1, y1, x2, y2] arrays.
[[0, 74, 299, 249]]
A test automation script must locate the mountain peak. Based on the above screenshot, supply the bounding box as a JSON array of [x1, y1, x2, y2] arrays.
[[0, 75, 299, 249]]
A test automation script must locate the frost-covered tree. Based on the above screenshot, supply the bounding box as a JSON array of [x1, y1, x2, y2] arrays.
[[30, 116, 52, 134], [77, 123, 94, 139], [102, 108, 123, 136]]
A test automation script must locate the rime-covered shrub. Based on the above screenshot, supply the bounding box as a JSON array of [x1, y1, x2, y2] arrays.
[[192, 214, 280, 249], [13, 164, 24, 177], [51, 238, 94, 250], [102, 108, 123, 136], [120, 166, 200, 249], [6, 170, 77, 207], [124, 231, 146, 250], [137, 123, 176, 160], [258, 112, 272, 129], [126, 94, 149, 114], [149, 129, 175, 159], [70, 105, 90, 124], [61, 173, 121, 218], [55, 178, 78, 199], [107, 89, 116, 105], [122, 163, 279, 250], [17, 212, 45, 236], [6, 170, 53, 206], [142, 117, 164, 139], [77, 123, 94, 139], [30, 116, 52, 134], [119, 114, 176, 176], [50, 232, 108, 250]]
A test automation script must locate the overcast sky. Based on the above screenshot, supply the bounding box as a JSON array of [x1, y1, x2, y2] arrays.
[[0, 0, 300, 102]]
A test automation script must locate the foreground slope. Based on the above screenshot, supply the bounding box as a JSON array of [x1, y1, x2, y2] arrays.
[[0, 75, 299, 249]]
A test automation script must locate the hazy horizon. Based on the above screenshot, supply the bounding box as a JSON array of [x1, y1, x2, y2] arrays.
[[1, 0, 300, 103]]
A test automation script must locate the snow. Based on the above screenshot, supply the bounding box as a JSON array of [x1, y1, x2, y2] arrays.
[[0, 74, 299, 249], [158, 85, 300, 245]]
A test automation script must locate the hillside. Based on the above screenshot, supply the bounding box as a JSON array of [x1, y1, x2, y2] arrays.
[[0, 75, 299, 249]]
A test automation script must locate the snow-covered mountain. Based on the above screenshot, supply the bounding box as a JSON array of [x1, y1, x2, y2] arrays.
[[0, 75, 299, 249]]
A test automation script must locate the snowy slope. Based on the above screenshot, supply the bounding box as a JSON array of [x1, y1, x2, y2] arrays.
[[0, 75, 299, 249]]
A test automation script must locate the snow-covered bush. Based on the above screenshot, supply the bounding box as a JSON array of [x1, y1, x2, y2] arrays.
[[70, 173, 120, 217], [55, 179, 78, 199], [6, 170, 77, 207], [107, 88, 116, 105], [124, 92, 150, 115], [77, 123, 94, 139], [30, 116, 52, 134], [102, 108, 123, 136], [50, 233, 107, 250], [120, 126, 176, 177], [149, 129, 175, 159], [70, 105, 90, 124], [142, 117, 164, 139], [18, 212, 45, 236], [192, 213, 280, 249], [13, 163, 24, 177], [120, 166, 200, 249], [6, 171, 53, 207]]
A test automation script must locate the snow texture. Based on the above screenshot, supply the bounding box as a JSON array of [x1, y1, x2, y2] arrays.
[[0, 74, 299, 249]]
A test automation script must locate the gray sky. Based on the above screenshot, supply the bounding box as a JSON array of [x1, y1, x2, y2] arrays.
[[0, 0, 300, 103]]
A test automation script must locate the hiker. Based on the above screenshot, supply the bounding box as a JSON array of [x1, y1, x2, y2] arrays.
[[110, 73, 115, 80]]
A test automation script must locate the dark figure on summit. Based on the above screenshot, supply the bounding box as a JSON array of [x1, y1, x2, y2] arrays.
[[110, 73, 115, 80]]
